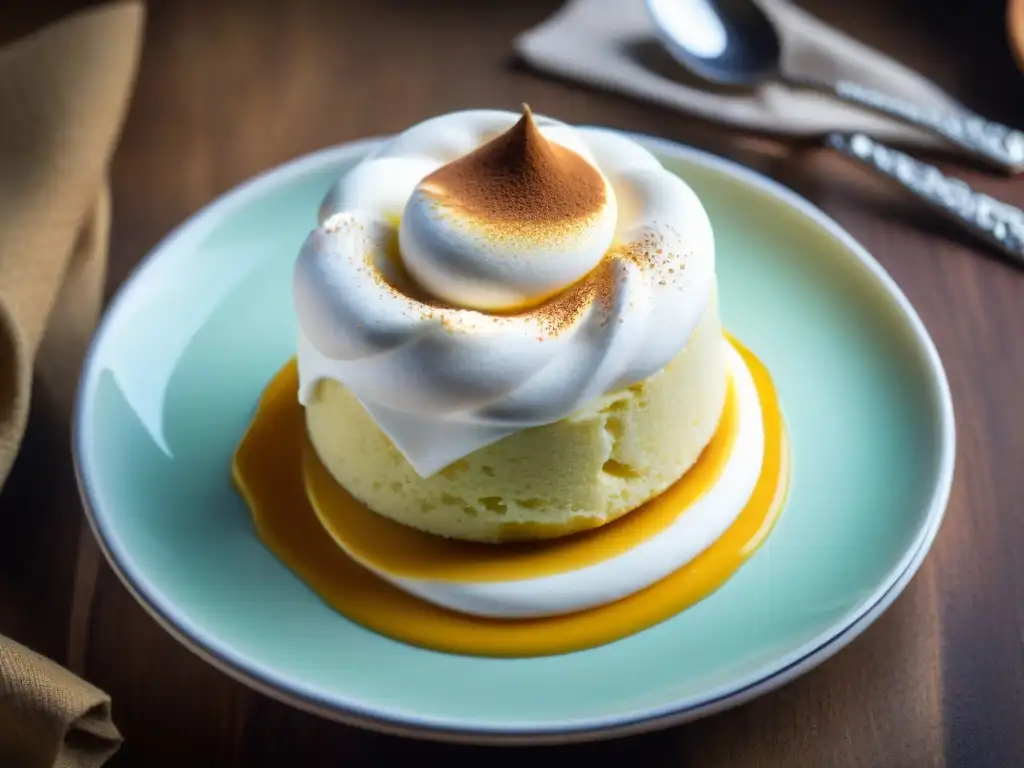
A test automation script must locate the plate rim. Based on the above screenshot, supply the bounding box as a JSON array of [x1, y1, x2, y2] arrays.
[[72, 131, 956, 745]]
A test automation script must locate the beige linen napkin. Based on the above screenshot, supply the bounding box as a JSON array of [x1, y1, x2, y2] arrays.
[[514, 0, 960, 146], [0, 3, 143, 767]]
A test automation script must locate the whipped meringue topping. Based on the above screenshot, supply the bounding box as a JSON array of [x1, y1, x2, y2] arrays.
[[294, 108, 716, 477], [400, 106, 617, 311]]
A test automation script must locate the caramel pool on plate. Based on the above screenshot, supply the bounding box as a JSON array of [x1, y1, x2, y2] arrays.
[[231, 336, 789, 658]]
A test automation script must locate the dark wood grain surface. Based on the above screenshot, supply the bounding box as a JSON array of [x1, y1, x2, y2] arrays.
[[1, 1, 1023, 766]]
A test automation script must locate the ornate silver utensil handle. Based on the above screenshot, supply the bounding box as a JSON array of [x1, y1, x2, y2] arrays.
[[803, 78, 1024, 174], [827, 133, 1024, 266]]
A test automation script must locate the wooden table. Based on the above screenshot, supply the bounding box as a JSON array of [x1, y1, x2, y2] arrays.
[[2, 0, 1023, 765]]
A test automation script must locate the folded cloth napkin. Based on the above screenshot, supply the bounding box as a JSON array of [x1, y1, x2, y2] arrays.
[[0, 3, 143, 767], [514, 0, 960, 146]]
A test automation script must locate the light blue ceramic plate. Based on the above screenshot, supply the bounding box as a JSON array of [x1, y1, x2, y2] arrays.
[[73, 133, 955, 745]]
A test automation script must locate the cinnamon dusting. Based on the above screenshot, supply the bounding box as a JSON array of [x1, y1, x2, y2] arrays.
[[369, 229, 685, 338], [420, 105, 606, 236], [529, 260, 616, 335]]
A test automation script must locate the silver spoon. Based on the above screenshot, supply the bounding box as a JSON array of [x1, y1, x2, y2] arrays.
[[646, 0, 1024, 174], [646, 0, 1024, 266]]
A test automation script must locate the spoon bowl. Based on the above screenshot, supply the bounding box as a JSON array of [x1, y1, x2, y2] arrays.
[[646, 0, 782, 87]]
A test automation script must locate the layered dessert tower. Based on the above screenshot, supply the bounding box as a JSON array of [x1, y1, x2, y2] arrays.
[[296, 107, 725, 539], [234, 106, 786, 647]]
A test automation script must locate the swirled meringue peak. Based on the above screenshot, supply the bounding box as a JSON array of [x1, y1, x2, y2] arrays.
[[295, 108, 716, 476], [400, 105, 616, 310]]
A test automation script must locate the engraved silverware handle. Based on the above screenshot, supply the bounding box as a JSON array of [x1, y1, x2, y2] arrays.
[[827, 133, 1024, 266], [806, 78, 1024, 174]]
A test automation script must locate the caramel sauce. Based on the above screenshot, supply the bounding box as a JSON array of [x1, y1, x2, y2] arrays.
[[231, 336, 789, 657]]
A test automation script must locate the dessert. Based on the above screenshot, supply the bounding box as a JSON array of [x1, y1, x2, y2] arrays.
[[232, 107, 790, 655], [296, 107, 724, 540]]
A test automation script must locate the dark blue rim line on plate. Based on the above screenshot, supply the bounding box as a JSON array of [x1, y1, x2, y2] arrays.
[[72, 131, 955, 745]]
